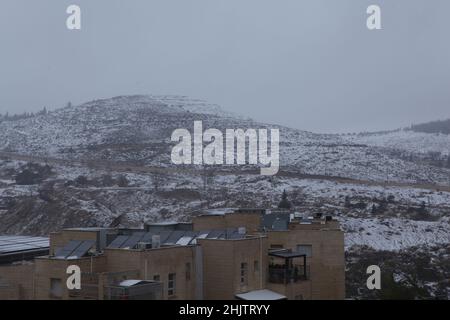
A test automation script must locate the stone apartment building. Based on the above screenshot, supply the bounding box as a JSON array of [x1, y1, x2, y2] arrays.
[[0, 208, 345, 300]]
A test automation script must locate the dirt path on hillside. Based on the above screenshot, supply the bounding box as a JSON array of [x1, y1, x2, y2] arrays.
[[1, 151, 449, 192]]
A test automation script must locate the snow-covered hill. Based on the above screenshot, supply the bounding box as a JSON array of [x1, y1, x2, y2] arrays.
[[1, 95, 450, 184], [0, 96, 449, 300], [0, 95, 449, 247], [0, 158, 449, 251], [1, 95, 448, 299], [344, 129, 450, 156]]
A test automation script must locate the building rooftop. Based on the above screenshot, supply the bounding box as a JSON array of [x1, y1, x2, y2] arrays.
[[107, 228, 250, 250], [269, 249, 306, 259], [63, 227, 112, 232], [0, 235, 49, 264], [146, 221, 181, 226], [235, 289, 287, 300], [54, 239, 96, 260], [119, 280, 155, 287], [195, 207, 268, 216], [196, 208, 237, 216], [262, 213, 291, 231]]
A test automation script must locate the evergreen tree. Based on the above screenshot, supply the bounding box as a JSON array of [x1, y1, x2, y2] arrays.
[[15, 169, 40, 185], [75, 175, 89, 186], [344, 196, 351, 208], [418, 201, 427, 215], [371, 204, 377, 214], [278, 190, 292, 209], [116, 174, 129, 188], [378, 197, 388, 213]]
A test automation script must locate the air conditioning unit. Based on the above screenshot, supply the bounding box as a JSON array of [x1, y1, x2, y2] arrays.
[[151, 235, 161, 249], [137, 242, 152, 250], [238, 227, 246, 235]]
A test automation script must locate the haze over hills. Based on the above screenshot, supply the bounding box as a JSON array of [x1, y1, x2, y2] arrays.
[[0, 95, 448, 298], [411, 119, 450, 135]]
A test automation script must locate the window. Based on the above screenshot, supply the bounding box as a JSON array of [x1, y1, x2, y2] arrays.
[[168, 273, 176, 296], [240, 263, 248, 286], [254, 260, 260, 272], [153, 274, 160, 282], [49, 278, 63, 299], [185, 262, 191, 281], [296, 245, 312, 257]]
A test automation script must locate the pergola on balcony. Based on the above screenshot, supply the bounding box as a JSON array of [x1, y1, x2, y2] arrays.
[[268, 249, 309, 284]]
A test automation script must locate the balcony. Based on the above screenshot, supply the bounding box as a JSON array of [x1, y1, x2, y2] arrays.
[[269, 264, 309, 284], [268, 249, 309, 284]]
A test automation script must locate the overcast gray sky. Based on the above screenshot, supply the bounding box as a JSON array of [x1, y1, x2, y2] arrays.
[[0, 0, 449, 133]]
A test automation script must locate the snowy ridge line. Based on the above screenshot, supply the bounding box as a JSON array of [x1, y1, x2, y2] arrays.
[[344, 129, 450, 156], [1, 95, 450, 184], [75, 94, 245, 119]]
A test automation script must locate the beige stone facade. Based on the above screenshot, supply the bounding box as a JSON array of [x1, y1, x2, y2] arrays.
[[198, 236, 268, 300], [267, 227, 345, 300], [192, 211, 262, 233], [0, 263, 35, 300], [105, 246, 197, 300], [0, 209, 345, 300]]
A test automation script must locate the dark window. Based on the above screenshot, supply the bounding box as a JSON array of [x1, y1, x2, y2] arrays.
[[185, 262, 191, 281], [296, 245, 312, 257], [49, 278, 63, 299], [153, 274, 160, 282], [240, 263, 248, 285], [168, 273, 176, 296], [254, 260, 260, 272]]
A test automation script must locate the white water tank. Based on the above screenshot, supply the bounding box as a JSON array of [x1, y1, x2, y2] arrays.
[[152, 235, 161, 248]]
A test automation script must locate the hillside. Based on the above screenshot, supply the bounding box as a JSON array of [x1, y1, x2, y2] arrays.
[[411, 119, 450, 135], [344, 128, 450, 172], [0, 95, 449, 299], [1, 95, 450, 184]]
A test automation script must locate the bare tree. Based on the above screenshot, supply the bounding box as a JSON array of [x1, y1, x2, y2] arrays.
[[201, 166, 215, 191], [152, 172, 164, 191]]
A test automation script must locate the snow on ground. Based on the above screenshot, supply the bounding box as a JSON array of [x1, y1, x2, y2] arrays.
[[344, 129, 450, 156], [244, 176, 450, 208], [342, 217, 450, 250], [0, 96, 449, 252], [1, 95, 450, 184]]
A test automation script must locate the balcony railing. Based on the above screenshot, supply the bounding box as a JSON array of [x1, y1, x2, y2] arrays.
[[269, 264, 310, 284]]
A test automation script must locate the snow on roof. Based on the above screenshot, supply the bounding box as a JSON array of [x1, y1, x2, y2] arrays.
[[65, 227, 108, 231], [203, 208, 236, 216], [147, 221, 179, 226], [235, 289, 286, 300], [119, 280, 149, 287], [176, 236, 193, 246], [0, 236, 49, 255]]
